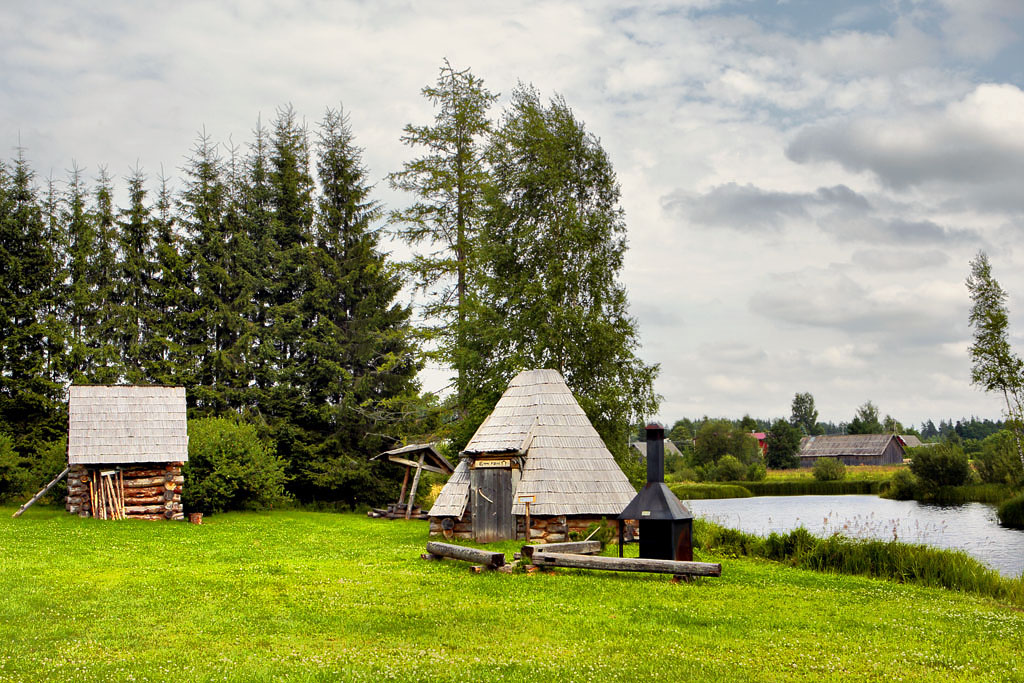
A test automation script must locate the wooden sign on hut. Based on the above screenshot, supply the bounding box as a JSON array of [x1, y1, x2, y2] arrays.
[[65, 386, 188, 521], [429, 369, 637, 543]]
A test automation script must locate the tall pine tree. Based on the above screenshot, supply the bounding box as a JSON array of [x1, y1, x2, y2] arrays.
[[296, 106, 420, 502], [89, 169, 123, 384], [116, 167, 155, 383]]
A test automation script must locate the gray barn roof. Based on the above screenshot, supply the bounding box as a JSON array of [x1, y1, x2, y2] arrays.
[[430, 369, 636, 518], [630, 439, 684, 459], [68, 385, 188, 465], [798, 434, 901, 458]]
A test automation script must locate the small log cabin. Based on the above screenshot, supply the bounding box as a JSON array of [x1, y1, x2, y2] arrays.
[[429, 369, 637, 543], [65, 385, 188, 521], [798, 434, 906, 467]]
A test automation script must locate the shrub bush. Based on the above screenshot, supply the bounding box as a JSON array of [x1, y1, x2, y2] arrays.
[[668, 483, 752, 499], [998, 493, 1024, 529], [886, 468, 918, 500], [0, 431, 29, 502], [910, 443, 972, 490], [812, 457, 845, 481], [711, 455, 747, 482], [183, 417, 290, 514], [746, 462, 767, 482]]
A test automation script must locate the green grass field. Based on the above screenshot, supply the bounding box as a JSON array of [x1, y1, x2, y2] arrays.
[[2, 507, 1022, 682]]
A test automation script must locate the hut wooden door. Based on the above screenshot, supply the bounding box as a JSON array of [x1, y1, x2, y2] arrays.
[[471, 462, 515, 542]]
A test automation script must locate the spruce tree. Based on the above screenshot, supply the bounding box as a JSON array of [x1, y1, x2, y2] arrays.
[[388, 61, 496, 417], [116, 167, 154, 383], [475, 86, 659, 459], [63, 164, 95, 382], [89, 169, 123, 384], [146, 173, 190, 385], [0, 152, 66, 463], [298, 106, 420, 502]]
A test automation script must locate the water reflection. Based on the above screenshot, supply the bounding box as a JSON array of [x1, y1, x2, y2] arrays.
[[685, 494, 1024, 578]]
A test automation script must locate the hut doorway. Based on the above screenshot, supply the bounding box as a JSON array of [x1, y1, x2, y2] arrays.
[[470, 459, 518, 542]]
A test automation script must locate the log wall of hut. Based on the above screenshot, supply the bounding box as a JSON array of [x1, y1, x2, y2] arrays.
[[66, 462, 185, 520], [429, 512, 474, 539]]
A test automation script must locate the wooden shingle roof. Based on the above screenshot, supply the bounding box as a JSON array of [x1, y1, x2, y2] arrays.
[[68, 386, 188, 465], [431, 369, 636, 518], [798, 434, 900, 458], [428, 459, 471, 517]]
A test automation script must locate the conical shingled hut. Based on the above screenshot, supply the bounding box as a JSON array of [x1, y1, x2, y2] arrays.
[[429, 369, 637, 543]]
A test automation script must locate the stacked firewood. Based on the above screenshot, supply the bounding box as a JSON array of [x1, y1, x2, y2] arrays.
[[66, 462, 185, 521]]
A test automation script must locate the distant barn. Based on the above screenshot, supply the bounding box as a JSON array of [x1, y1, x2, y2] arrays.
[[798, 434, 905, 467], [65, 386, 187, 521], [429, 369, 637, 543]]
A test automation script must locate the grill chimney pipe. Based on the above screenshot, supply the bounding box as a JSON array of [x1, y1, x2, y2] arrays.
[[645, 423, 665, 484]]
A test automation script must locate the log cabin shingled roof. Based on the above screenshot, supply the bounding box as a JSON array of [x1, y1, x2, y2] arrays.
[[798, 433, 900, 458], [429, 369, 637, 518], [67, 386, 188, 465]]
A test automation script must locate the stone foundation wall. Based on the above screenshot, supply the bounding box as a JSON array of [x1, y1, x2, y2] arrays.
[[518, 515, 618, 543], [428, 511, 474, 539], [67, 462, 185, 520]]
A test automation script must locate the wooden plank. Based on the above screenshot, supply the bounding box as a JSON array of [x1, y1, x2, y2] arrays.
[[529, 552, 721, 577], [389, 457, 446, 474], [521, 541, 602, 559], [11, 467, 69, 518], [425, 541, 506, 568], [471, 466, 515, 542]]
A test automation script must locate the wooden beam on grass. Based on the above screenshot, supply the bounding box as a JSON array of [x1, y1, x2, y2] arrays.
[[425, 541, 506, 568], [520, 541, 602, 559], [529, 552, 721, 577]]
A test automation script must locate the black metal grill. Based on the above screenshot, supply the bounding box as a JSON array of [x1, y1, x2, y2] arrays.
[[618, 423, 693, 561]]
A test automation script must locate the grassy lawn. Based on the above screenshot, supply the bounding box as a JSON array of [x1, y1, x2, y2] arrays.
[[2, 506, 1022, 682], [765, 465, 904, 483]]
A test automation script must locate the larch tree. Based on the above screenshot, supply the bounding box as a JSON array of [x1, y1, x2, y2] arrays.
[[474, 85, 659, 461], [388, 60, 497, 417], [966, 251, 1024, 467]]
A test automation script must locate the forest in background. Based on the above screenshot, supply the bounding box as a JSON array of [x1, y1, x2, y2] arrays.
[[0, 62, 658, 508]]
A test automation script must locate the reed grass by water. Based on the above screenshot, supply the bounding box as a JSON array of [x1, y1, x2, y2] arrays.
[[694, 519, 1024, 607], [668, 483, 752, 499]]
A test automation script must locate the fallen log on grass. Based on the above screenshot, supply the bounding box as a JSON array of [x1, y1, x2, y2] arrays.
[[521, 540, 602, 559], [425, 541, 505, 568], [529, 552, 721, 577]]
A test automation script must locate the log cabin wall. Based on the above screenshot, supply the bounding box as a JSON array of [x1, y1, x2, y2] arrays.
[[66, 461, 185, 520], [428, 512, 474, 539]]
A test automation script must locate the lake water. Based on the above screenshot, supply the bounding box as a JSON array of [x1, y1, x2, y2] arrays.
[[684, 494, 1024, 578]]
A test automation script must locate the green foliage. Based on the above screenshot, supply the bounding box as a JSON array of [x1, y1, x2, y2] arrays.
[[847, 400, 883, 434], [974, 429, 1024, 485], [472, 85, 659, 459], [709, 454, 747, 482], [693, 419, 760, 466], [812, 457, 846, 481], [998, 493, 1024, 529], [766, 417, 801, 468], [746, 462, 767, 481], [886, 469, 919, 500], [0, 431, 28, 502], [789, 392, 821, 435], [388, 60, 497, 417], [966, 251, 1024, 470], [668, 482, 752, 499], [568, 519, 615, 549], [910, 443, 972, 490], [183, 417, 290, 514]]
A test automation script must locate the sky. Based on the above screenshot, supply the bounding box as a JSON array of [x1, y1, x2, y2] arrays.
[[3, 0, 1024, 428]]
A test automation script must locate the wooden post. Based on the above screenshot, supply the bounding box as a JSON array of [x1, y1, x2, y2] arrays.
[[11, 467, 69, 518], [524, 501, 531, 541], [88, 476, 96, 518], [398, 465, 411, 506], [118, 470, 126, 518], [405, 453, 425, 520]]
